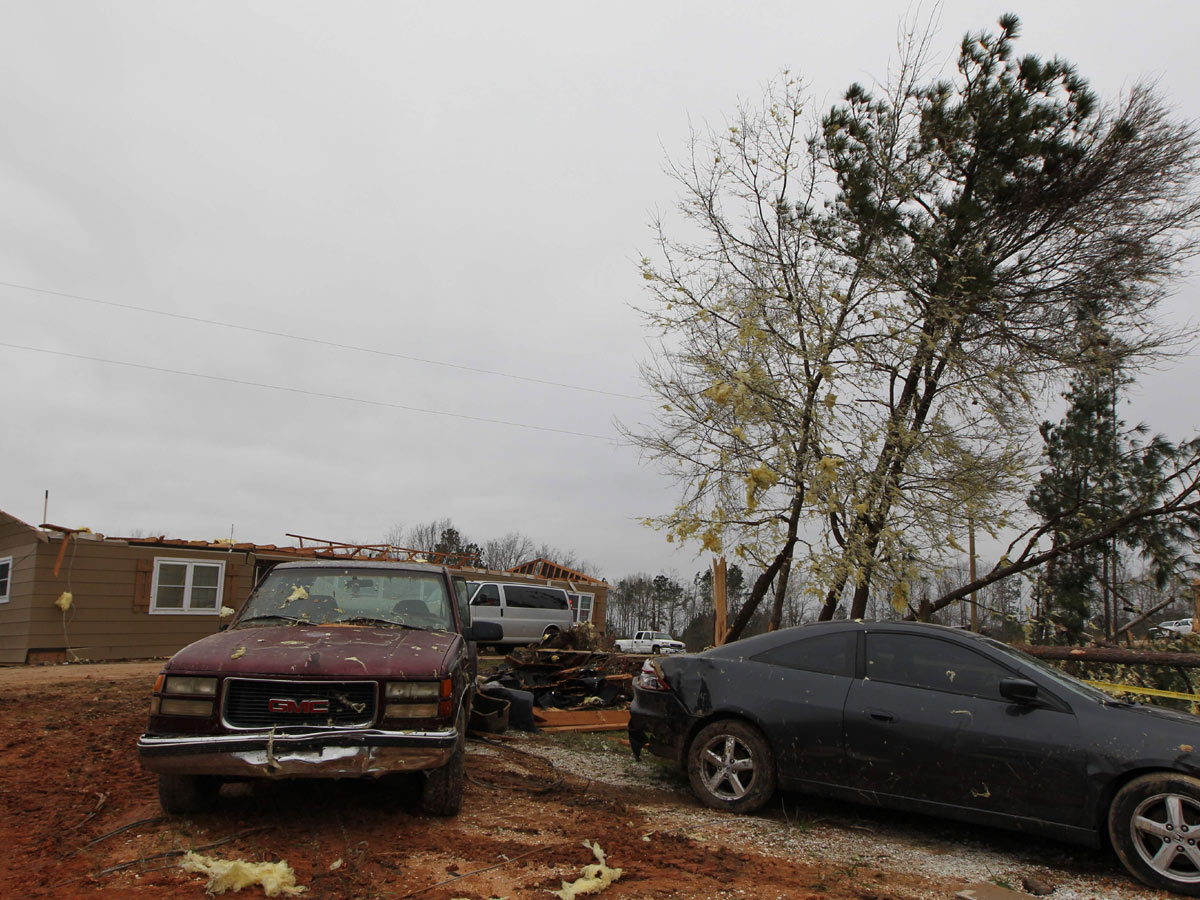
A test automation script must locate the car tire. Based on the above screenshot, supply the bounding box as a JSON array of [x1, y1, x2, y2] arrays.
[[420, 706, 465, 817], [157, 774, 219, 814], [1109, 772, 1200, 895], [687, 719, 776, 814]]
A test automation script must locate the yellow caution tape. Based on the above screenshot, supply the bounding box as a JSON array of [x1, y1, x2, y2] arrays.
[[1084, 680, 1199, 702]]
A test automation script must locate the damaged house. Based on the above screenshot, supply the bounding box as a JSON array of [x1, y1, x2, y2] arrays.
[[0, 509, 607, 665]]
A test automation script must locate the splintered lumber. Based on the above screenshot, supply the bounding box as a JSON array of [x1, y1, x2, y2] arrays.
[[533, 708, 630, 733]]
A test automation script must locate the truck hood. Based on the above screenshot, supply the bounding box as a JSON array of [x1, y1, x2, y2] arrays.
[[164, 625, 459, 679]]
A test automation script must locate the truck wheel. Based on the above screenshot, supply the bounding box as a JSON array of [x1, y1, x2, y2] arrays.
[[687, 719, 776, 813], [158, 774, 219, 814], [542, 626, 560, 643], [652, 645, 661, 654], [1109, 772, 1200, 894], [420, 707, 465, 816]]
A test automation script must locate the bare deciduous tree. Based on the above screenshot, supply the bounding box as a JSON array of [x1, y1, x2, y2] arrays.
[[628, 15, 1200, 637]]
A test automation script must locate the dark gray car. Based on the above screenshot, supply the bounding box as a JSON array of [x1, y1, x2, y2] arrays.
[[629, 620, 1200, 895]]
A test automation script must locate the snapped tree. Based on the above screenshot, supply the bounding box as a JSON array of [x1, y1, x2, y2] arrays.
[[628, 14, 1200, 638]]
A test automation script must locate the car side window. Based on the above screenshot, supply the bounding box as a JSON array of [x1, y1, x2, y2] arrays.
[[471, 584, 501, 607], [751, 631, 855, 677], [504, 586, 569, 610], [866, 633, 1011, 699]]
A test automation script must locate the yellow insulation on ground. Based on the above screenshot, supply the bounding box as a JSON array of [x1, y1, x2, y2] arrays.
[[179, 851, 307, 897], [552, 841, 622, 900]]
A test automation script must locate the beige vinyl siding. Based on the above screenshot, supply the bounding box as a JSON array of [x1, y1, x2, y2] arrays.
[[25, 536, 257, 662], [0, 515, 43, 664]]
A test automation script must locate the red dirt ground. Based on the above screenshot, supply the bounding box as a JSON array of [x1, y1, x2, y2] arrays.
[[0, 663, 1137, 900]]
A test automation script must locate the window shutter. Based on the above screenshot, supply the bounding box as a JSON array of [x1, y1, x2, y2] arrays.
[[133, 559, 152, 613], [224, 563, 243, 612]]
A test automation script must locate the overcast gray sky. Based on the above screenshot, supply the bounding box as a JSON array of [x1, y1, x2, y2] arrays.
[[2, 2, 1198, 581]]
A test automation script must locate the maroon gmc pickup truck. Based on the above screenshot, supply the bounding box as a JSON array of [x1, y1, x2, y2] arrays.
[[137, 560, 501, 816]]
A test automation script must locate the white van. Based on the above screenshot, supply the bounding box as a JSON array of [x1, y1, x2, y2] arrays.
[[466, 581, 574, 647]]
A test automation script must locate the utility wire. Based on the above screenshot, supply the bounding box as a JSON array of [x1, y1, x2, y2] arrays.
[[0, 279, 647, 401], [0, 342, 617, 441]]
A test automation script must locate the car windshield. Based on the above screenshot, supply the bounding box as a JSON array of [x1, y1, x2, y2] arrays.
[[236, 568, 454, 631], [982, 637, 1115, 704]]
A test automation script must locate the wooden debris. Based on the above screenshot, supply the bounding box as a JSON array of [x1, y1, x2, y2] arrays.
[[534, 709, 630, 733], [956, 883, 1030, 900]]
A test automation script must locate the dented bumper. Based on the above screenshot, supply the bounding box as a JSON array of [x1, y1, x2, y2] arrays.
[[137, 727, 458, 778], [629, 690, 691, 765]]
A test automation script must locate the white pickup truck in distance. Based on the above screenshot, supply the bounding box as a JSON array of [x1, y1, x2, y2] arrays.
[[614, 631, 685, 654]]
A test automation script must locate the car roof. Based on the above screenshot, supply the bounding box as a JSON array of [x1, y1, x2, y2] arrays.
[[700, 619, 992, 658]]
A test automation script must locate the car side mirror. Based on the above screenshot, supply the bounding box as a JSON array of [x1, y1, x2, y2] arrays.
[[999, 677, 1039, 704], [465, 621, 503, 643]]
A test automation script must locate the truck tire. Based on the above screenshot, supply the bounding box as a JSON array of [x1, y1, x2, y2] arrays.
[[420, 706, 465, 816], [158, 774, 219, 814]]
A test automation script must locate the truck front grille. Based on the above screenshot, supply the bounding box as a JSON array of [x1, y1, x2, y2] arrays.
[[222, 678, 376, 729]]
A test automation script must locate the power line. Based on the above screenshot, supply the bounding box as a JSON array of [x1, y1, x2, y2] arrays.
[[0, 341, 618, 441], [0, 279, 647, 402]]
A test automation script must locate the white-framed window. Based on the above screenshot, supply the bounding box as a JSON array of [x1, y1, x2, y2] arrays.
[[0, 556, 11, 603], [568, 592, 594, 624], [150, 558, 224, 614]]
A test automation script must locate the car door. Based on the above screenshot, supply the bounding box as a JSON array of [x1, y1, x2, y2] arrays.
[[843, 630, 1087, 825], [499, 585, 570, 642], [468, 582, 504, 634], [746, 629, 856, 789]]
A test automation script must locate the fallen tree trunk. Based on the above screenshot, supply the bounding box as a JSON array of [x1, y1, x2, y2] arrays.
[[1015, 644, 1200, 667]]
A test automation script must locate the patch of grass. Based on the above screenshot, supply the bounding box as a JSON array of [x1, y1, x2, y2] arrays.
[[548, 731, 691, 789], [780, 797, 824, 832], [550, 731, 626, 755], [643, 754, 690, 788]]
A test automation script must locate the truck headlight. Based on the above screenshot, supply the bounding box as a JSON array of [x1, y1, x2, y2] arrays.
[[163, 676, 218, 696], [158, 698, 215, 717], [383, 679, 452, 719], [384, 681, 442, 701]]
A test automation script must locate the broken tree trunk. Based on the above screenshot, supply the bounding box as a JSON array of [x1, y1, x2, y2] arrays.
[[1016, 645, 1200, 667], [713, 556, 727, 647]]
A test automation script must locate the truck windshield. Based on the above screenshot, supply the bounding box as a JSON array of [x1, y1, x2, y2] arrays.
[[237, 569, 454, 631]]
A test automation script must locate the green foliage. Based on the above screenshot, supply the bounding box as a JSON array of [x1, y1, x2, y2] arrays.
[[1052, 652, 1200, 714], [1028, 357, 1200, 642], [432, 526, 483, 566]]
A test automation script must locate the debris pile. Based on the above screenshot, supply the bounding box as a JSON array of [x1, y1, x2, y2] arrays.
[[476, 649, 637, 733]]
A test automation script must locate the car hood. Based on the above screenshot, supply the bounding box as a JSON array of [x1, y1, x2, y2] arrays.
[[1086, 700, 1200, 770], [1121, 701, 1200, 728], [164, 625, 460, 679]]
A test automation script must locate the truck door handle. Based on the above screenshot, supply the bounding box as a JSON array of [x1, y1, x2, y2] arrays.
[[867, 709, 895, 723]]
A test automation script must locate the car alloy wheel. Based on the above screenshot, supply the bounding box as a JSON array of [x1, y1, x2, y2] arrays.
[[701, 735, 754, 799], [1111, 773, 1200, 894], [686, 719, 776, 813]]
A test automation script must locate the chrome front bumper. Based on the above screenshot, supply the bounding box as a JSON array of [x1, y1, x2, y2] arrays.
[[137, 727, 458, 778]]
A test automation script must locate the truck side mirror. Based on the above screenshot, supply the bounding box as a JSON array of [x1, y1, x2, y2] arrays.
[[465, 621, 503, 643]]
